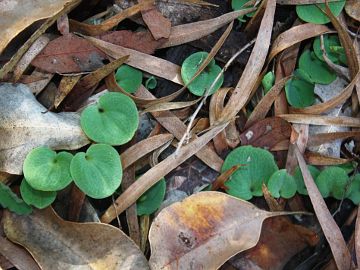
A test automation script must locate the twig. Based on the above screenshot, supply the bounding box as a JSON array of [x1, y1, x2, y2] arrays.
[[175, 39, 256, 155]]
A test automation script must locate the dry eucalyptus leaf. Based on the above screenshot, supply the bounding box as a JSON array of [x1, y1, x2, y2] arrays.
[[149, 191, 295, 270], [0, 83, 89, 174], [0, 0, 79, 54], [3, 208, 150, 270]]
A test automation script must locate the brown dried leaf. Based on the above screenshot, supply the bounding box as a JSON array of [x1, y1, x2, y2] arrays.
[[307, 131, 360, 147], [3, 208, 150, 270], [304, 151, 350, 166], [101, 122, 228, 223], [31, 34, 106, 74], [279, 114, 360, 127], [54, 75, 81, 109], [211, 165, 242, 191], [345, 0, 360, 22], [0, 83, 89, 174], [295, 146, 352, 270], [148, 191, 301, 270]]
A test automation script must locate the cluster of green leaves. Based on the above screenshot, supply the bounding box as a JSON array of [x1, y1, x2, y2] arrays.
[[285, 34, 346, 108], [20, 92, 139, 210], [181, 51, 224, 96], [231, 0, 258, 22], [221, 145, 360, 204]]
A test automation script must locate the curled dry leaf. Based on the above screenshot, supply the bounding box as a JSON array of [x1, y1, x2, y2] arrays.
[[0, 83, 89, 174], [3, 208, 150, 270], [345, 0, 360, 22], [149, 191, 301, 270], [0, 0, 79, 54]]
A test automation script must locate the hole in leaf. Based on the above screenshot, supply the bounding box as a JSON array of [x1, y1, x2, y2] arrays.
[[98, 108, 104, 113]]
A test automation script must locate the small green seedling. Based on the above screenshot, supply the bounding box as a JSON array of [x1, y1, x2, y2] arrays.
[[20, 179, 56, 209], [0, 182, 32, 215], [23, 147, 73, 191], [315, 166, 349, 200], [296, 1, 346, 24], [145, 76, 157, 90], [137, 178, 166, 216], [181, 51, 224, 96], [267, 169, 297, 199], [70, 144, 122, 199], [221, 145, 278, 200], [231, 0, 258, 21], [293, 165, 320, 195], [115, 65, 143, 93], [80, 92, 139, 145], [262, 71, 275, 94], [346, 174, 360, 204], [285, 69, 315, 108], [313, 34, 342, 64], [298, 50, 336, 84]]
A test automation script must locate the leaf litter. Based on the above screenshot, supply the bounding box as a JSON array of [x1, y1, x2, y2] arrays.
[[1, 0, 360, 269]]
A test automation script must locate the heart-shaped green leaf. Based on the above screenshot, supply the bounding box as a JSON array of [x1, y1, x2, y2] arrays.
[[115, 64, 143, 93], [23, 147, 73, 191], [296, 1, 346, 24], [298, 50, 337, 84], [20, 179, 56, 209], [313, 34, 342, 64], [181, 51, 224, 96], [70, 144, 122, 199], [315, 166, 349, 199], [346, 174, 360, 205], [80, 92, 139, 145], [137, 178, 166, 216], [285, 70, 315, 108], [267, 169, 297, 199], [293, 165, 320, 195], [221, 146, 278, 200]]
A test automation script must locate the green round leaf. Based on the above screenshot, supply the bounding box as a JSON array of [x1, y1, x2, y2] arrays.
[[298, 50, 337, 84], [137, 178, 166, 216], [70, 144, 122, 199], [296, 1, 346, 24], [145, 76, 157, 90], [20, 179, 56, 209], [293, 165, 320, 195], [285, 75, 315, 108], [315, 166, 349, 199], [221, 146, 278, 200], [313, 35, 342, 63], [181, 52, 224, 96], [231, 0, 257, 21], [267, 169, 297, 199], [115, 65, 143, 93], [80, 92, 139, 145], [346, 174, 360, 205], [23, 147, 73, 191], [262, 71, 275, 93]]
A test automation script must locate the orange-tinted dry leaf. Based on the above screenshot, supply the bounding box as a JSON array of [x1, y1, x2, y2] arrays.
[[345, 0, 360, 22], [31, 34, 106, 74], [0, 0, 79, 54], [219, 0, 276, 123], [149, 191, 302, 270], [240, 117, 292, 149], [295, 146, 352, 270], [121, 134, 174, 170], [101, 123, 228, 223], [304, 151, 350, 166], [211, 165, 242, 191], [3, 208, 150, 270], [139, 0, 171, 40], [99, 30, 164, 54]]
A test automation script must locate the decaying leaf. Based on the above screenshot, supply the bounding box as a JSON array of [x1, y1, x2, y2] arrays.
[[3, 208, 150, 270], [149, 191, 302, 270], [0, 83, 89, 174]]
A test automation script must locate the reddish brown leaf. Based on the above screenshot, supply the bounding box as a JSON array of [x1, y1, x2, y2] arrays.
[[31, 34, 106, 73]]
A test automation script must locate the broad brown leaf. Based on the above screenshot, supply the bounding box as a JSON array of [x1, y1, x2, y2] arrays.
[[149, 191, 299, 270], [3, 208, 150, 270]]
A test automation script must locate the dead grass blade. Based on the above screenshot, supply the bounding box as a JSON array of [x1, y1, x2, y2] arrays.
[[305, 152, 350, 166], [277, 0, 341, 4], [295, 146, 352, 270], [142, 98, 201, 113], [161, 9, 255, 48], [245, 76, 290, 128], [356, 208, 360, 268], [121, 134, 174, 170], [54, 75, 82, 109], [218, 0, 276, 123], [211, 165, 243, 191], [307, 131, 360, 147], [69, 0, 152, 35], [279, 114, 360, 127], [101, 122, 228, 223]]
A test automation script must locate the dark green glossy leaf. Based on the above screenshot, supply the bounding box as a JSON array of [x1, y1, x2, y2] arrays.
[[296, 1, 346, 24], [115, 65, 143, 93], [346, 174, 360, 205], [137, 178, 166, 216], [285, 75, 315, 108], [0, 182, 32, 215], [313, 34, 341, 63], [20, 179, 56, 209], [231, 0, 257, 21]]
